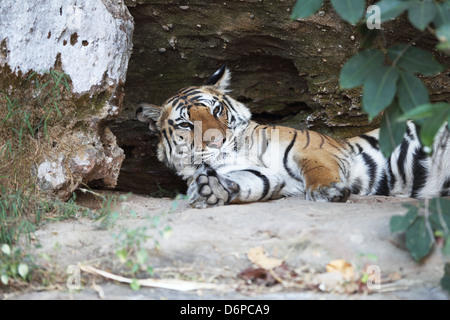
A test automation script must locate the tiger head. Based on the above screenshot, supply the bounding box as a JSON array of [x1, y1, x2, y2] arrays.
[[136, 65, 252, 177]]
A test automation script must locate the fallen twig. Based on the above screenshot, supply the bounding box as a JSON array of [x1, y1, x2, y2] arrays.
[[79, 264, 228, 292]]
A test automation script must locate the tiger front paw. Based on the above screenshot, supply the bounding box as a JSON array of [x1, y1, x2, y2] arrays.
[[305, 182, 350, 203], [187, 167, 240, 208]]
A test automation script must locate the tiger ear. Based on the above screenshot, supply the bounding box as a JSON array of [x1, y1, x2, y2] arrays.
[[205, 64, 231, 92], [136, 102, 162, 132]]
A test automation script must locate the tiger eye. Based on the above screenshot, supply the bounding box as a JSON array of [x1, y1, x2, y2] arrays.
[[213, 106, 221, 116]]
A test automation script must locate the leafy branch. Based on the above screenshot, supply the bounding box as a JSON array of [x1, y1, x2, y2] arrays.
[[292, 0, 450, 156], [292, 0, 450, 294]]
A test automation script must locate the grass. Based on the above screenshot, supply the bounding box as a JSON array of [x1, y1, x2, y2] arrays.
[[0, 187, 91, 246]]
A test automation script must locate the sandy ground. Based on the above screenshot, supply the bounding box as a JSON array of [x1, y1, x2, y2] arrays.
[[3, 191, 449, 300]]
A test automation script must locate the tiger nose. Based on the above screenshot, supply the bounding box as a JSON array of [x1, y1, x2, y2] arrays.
[[207, 137, 225, 149]]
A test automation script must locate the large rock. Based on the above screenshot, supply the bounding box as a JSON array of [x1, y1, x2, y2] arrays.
[[0, 0, 134, 199], [112, 0, 449, 196]]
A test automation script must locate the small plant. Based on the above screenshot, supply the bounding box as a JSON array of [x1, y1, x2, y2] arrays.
[[292, 0, 450, 294], [0, 244, 33, 286], [291, 0, 449, 156], [390, 198, 450, 293], [78, 188, 133, 230], [0, 187, 91, 245], [112, 195, 184, 290]]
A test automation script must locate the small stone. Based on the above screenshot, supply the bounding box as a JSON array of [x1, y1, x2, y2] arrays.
[[158, 48, 166, 53], [179, 5, 189, 10]]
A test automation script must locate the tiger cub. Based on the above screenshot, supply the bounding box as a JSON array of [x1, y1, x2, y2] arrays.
[[137, 65, 450, 208]]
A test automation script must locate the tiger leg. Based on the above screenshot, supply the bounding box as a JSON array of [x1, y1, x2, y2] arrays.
[[300, 157, 350, 202], [187, 164, 285, 208]]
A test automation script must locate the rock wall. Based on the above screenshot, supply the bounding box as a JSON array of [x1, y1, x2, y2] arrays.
[[113, 0, 449, 196], [1, 0, 448, 198], [0, 0, 134, 199]]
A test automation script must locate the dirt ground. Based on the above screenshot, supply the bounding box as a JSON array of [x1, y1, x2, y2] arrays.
[[3, 191, 449, 300]]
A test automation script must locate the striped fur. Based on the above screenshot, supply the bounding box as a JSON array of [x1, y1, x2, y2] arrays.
[[137, 67, 450, 208]]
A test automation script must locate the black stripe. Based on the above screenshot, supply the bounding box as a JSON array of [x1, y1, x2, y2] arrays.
[[362, 152, 377, 192], [243, 170, 270, 201], [405, 124, 414, 139], [359, 134, 379, 150], [387, 156, 396, 191], [283, 132, 303, 182], [375, 170, 389, 196], [397, 138, 410, 186], [303, 131, 310, 150], [178, 87, 198, 95], [332, 154, 347, 177], [351, 178, 362, 194], [356, 143, 364, 154], [441, 178, 450, 196], [319, 134, 325, 149], [162, 129, 172, 156], [223, 96, 237, 114], [411, 147, 428, 198]]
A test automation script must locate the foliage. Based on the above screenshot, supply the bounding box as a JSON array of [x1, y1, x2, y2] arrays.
[[390, 198, 450, 293], [0, 244, 33, 286], [292, 0, 450, 294], [292, 0, 450, 156], [391, 198, 450, 260], [112, 195, 184, 290], [0, 70, 71, 192], [0, 187, 90, 245]]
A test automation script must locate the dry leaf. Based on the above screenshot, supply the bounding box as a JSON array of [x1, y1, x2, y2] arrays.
[[239, 263, 297, 287], [326, 259, 354, 281], [247, 246, 283, 270]]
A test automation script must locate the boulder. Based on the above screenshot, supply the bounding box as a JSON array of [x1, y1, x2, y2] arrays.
[[0, 0, 134, 199]]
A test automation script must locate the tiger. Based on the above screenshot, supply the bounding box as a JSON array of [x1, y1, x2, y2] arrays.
[[136, 65, 450, 208]]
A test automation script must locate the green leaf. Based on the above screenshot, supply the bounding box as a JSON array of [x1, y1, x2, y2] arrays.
[[375, 0, 411, 22], [388, 44, 444, 76], [340, 49, 385, 89], [436, 40, 450, 53], [441, 263, 450, 294], [391, 205, 418, 233], [429, 198, 450, 232], [362, 66, 399, 118], [360, 272, 370, 284], [137, 249, 148, 266], [18, 263, 29, 279], [291, 0, 324, 19], [398, 102, 450, 122], [130, 278, 140, 291], [380, 101, 407, 157], [434, 2, 450, 28], [331, 0, 365, 25], [390, 216, 409, 233], [397, 71, 429, 113], [131, 263, 139, 273], [437, 24, 450, 42], [1, 244, 11, 256], [407, 1, 437, 31], [443, 237, 450, 256], [1, 274, 9, 285], [406, 216, 434, 261], [116, 249, 127, 263], [162, 226, 173, 239], [420, 108, 450, 148], [358, 24, 380, 49]]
